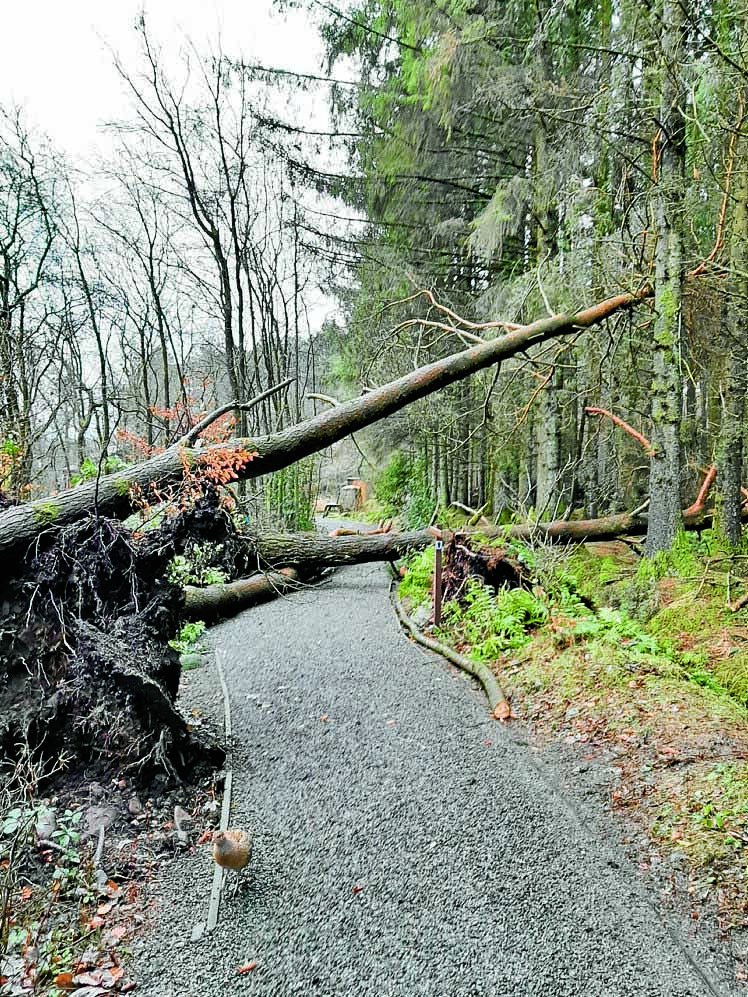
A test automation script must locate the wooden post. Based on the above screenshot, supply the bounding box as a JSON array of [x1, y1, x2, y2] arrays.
[[433, 537, 443, 625]]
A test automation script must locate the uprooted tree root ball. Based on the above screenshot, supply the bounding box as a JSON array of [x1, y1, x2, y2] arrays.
[[441, 531, 534, 605], [0, 490, 246, 783]]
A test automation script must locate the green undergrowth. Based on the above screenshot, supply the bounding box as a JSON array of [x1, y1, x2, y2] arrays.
[[399, 530, 748, 706], [167, 541, 229, 587], [169, 619, 207, 659], [356, 494, 486, 532], [398, 545, 435, 605], [397, 528, 748, 924], [1, 764, 129, 996], [436, 581, 548, 660], [344, 501, 384, 525], [374, 452, 433, 527]]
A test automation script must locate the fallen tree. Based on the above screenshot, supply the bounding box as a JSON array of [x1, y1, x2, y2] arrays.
[[0, 287, 652, 780], [3, 492, 721, 780], [248, 528, 436, 569], [183, 568, 300, 621], [0, 287, 649, 563], [238, 505, 718, 575], [179, 503, 727, 622]]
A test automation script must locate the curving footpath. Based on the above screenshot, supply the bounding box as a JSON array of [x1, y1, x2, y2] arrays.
[[132, 562, 740, 997]]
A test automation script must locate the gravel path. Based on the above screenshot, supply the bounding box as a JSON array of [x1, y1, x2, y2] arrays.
[[132, 562, 740, 996]]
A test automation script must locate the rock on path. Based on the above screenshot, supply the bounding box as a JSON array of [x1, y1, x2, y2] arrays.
[[132, 562, 738, 996]]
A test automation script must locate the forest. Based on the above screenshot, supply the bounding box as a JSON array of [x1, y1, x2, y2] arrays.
[[1, 0, 747, 794], [1, 0, 747, 766], [3, 2, 748, 549], [5, 0, 748, 983]]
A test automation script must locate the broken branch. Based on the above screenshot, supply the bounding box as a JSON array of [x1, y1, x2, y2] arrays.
[[180, 379, 295, 445], [585, 406, 656, 456]]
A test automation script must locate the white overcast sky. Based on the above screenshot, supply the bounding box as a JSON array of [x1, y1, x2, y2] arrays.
[[3, 0, 324, 157]]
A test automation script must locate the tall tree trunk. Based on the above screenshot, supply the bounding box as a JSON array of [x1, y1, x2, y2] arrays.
[[645, 0, 687, 555], [718, 89, 748, 548], [439, 439, 450, 509], [535, 364, 561, 518]]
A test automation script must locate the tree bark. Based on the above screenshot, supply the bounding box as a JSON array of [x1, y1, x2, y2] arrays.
[[718, 82, 748, 548], [645, 0, 687, 555], [183, 568, 299, 620], [236, 507, 721, 577], [0, 288, 650, 561], [535, 363, 561, 517], [250, 529, 435, 569], [176, 502, 735, 627]]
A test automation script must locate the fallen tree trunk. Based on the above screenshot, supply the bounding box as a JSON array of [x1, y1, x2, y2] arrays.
[[500, 512, 648, 542], [180, 532, 437, 620], [250, 528, 435, 569], [0, 287, 649, 560], [391, 584, 511, 721], [238, 507, 715, 573], [183, 568, 299, 621], [501, 507, 722, 542]]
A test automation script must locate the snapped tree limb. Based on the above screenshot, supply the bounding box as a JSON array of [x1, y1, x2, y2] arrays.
[[179, 378, 295, 445]]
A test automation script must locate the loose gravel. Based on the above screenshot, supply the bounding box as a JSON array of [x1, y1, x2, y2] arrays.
[[131, 562, 741, 996]]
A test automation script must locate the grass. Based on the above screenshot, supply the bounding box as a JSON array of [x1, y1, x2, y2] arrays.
[[715, 653, 748, 706]]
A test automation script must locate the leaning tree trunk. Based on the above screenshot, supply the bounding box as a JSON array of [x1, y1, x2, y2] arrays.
[[0, 290, 652, 782], [0, 289, 650, 562]]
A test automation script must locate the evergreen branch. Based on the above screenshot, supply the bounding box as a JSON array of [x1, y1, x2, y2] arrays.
[[311, 0, 423, 54]]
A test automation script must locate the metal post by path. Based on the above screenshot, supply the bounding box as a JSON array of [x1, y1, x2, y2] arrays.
[[433, 536, 443, 626]]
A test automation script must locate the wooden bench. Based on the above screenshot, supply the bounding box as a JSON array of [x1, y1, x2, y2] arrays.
[[322, 503, 343, 517]]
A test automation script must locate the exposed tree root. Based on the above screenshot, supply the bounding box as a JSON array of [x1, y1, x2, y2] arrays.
[[391, 583, 511, 721], [441, 532, 534, 604], [0, 494, 232, 781]]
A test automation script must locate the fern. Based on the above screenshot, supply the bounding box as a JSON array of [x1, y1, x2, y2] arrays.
[[399, 546, 435, 606], [440, 580, 548, 661], [573, 606, 663, 656]]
